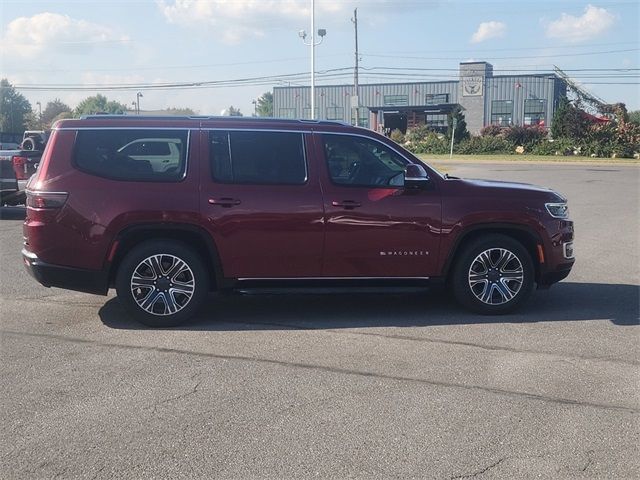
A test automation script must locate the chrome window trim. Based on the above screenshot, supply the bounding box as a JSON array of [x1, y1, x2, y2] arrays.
[[54, 127, 195, 131], [203, 127, 313, 134]]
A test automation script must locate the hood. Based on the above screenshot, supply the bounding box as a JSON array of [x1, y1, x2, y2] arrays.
[[447, 177, 566, 202]]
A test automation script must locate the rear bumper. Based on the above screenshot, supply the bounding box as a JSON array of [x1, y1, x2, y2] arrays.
[[22, 248, 109, 295]]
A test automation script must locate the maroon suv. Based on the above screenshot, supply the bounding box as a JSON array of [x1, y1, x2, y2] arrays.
[[22, 116, 574, 326]]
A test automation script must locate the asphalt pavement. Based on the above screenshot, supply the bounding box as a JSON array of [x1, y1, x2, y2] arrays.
[[1, 162, 638, 479]]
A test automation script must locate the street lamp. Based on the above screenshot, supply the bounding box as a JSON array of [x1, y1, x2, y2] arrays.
[[136, 92, 143, 115], [36, 101, 42, 129], [299, 0, 326, 120]]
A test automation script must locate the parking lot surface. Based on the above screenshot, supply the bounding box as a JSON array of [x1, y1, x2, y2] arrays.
[[1, 162, 638, 479]]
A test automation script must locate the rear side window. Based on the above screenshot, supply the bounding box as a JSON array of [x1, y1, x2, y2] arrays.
[[74, 129, 188, 181], [209, 130, 307, 185]]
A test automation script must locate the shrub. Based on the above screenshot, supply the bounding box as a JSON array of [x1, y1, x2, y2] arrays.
[[480, 125, 503, 137], [405, 125, 433, 143], [405, 132, 449, 154], [457, 136, 513, 154], [390, 129, 405, 144], [502, 125, 547, 149], [530, 138, 576, 156]]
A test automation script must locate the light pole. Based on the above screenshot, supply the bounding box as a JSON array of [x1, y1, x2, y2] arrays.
[[136, 92, 143, 115], [299, 0, 326, 120], [252, 99, 257, 117]]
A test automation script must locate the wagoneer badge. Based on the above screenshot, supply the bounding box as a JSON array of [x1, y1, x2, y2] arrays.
[[380, 251, 429, 256]]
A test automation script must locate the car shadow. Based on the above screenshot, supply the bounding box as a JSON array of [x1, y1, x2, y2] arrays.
[[99, 282, 639, 330]]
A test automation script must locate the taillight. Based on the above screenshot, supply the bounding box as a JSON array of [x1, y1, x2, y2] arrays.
[[12, 156, 28, 179], [26, 191, 68, 209]]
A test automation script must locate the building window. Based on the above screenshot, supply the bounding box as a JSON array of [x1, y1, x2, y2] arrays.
[[326, 106, 344, 120], [425, 94, 449, 105], [279, 108, 296, 119], [383, 95, 409, 106], [425, 114, 447, 128], [209, 130, 307, 185], [524, 99, 546, 126], [350, 109, 369, 128], [302, 107, 319, 119], [491, 100, 513, 126]]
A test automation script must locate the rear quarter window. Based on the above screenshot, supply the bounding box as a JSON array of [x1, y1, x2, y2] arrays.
[[73, 129, 189, 182]]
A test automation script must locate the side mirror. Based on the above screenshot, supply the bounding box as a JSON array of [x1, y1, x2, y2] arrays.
[[404, 163, 430, 189]]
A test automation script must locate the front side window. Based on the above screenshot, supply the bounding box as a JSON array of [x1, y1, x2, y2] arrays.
[[209, 130, 307, 185], [491, 100, 513, 126], [323, 134, 407, 187], [74, 129, 188, 181]]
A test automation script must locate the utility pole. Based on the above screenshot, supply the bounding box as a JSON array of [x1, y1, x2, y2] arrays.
[[352, 8, 359, 126], [298, 0, 326, 120]]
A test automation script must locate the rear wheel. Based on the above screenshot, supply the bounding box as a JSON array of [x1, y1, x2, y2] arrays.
[[451, 234, 534, 314], [115, 240, 208, 327]]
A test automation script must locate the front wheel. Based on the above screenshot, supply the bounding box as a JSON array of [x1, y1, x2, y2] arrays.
[[451, 234, 534, 314], [115, 240, 208, 327]]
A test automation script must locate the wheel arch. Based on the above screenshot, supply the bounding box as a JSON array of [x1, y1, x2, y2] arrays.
[[106, 223, 225, 291], [443, 223, 544, 283]]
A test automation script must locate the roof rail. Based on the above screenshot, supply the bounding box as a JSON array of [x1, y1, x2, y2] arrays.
[[78, 114, 349, 126]]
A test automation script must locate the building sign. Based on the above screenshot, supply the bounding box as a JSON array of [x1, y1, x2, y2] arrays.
[[462, 76, 484, 97]]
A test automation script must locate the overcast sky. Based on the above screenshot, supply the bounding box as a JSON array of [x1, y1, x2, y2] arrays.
[[2, 0, 638, 115]]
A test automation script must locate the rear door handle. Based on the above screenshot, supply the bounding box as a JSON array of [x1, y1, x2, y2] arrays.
[[332, 200, 362, 209], [208, 197, 241, 207]]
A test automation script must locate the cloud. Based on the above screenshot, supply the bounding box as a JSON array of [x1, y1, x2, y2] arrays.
[[0, 12, 129, 58], [545, 4, 615, 43], [157, 0, 435, 44], [470, 21, 506, 43]]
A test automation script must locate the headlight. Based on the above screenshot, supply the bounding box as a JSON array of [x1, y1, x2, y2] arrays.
[[545, 202, 569, 219]]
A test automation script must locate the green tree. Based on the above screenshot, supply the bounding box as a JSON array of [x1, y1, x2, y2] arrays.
[[41, 99, 72, 128], [626, 109, 640, 125], [551, 97, 589, 140], [163, 107, 196, 115], [227, 106, 243, 117], [74, 94, 127, 116], [447, 106, 469, 144], [0, 79, 32, 133], [255, 92, 273, 117]]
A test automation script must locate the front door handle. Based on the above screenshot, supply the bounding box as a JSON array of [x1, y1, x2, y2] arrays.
[[208, 197, 241, 207], [332, 200, 362, 210]]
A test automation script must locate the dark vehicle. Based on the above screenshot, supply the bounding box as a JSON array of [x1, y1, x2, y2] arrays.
[[22, 116, 574, 326], [0, 149, 42, 204], [21, 130, 48, 151]]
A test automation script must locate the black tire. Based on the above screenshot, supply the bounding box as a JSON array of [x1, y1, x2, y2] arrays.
[[115, 240, 209, 327], [451, 234, 534, 315]]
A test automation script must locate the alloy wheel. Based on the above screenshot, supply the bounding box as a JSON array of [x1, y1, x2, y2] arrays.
[[130, 254, 195, 316], [468, 248, 524, 305]]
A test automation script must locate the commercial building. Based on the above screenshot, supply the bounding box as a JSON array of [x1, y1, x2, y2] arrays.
[[273, 61, 568, 135]]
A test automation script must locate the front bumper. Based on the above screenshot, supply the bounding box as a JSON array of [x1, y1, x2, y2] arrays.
[[22, 248, 109, 295]]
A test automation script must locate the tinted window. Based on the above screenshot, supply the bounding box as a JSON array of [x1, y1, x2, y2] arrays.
[[74, 129, 188, 181], [210, 130, 307, 185], [323, 135, 407, 187]]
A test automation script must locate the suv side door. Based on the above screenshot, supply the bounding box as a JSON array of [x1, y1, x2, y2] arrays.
[[316, 131, 442, 278], [200, 128, 324, 279]]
